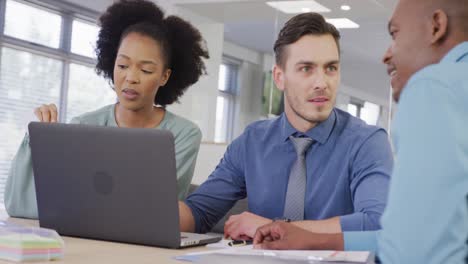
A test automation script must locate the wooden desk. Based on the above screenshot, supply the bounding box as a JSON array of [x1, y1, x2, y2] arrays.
[[0, 212, 209, 264]]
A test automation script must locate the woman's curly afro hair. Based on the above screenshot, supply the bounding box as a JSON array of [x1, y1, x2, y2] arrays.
[[95, 0, 209, 106]]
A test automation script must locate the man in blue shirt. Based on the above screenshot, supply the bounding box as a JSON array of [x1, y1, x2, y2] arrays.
[[178, 13, 393, 239], [253, 0, 468, 263]]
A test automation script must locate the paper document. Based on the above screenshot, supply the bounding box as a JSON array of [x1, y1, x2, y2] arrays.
[[176, 247, 370, 263]]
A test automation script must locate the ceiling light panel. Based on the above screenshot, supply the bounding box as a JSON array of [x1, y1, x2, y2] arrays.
[[326, 18, 360, 29], [266, 1, 331, 14]]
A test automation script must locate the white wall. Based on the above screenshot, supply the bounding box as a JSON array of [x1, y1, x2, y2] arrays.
[[262, 53, 274, 72], [192, 142, 227, 185], [223, 41, 263, 65]]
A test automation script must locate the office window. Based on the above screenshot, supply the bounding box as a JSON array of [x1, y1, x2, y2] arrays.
[[4, 0, 62, 48], [66, 63, 115, 122], [347, 103, 358, 117], [360, 102, 380, 126], [66, 63, 116, 122], [347, 100, 381, 125], [0, 47, 63, 203], [0, 0, 115, 206], [71, 19, 100, 58], [214, 62, 238, 143]]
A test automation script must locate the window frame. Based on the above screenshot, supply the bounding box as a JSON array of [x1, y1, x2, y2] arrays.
[[348, 101, 362, 118], [215, 57, 240, 143], [0, 0, 101, 122], [71, 17, 101, 58], [347, 97, 382, 126]]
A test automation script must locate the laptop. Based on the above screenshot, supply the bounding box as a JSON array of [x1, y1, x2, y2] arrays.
[[28, 122, 221, 249]]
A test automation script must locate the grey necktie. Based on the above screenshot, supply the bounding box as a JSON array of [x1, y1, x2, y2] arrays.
[[283, 136, 314, 221]]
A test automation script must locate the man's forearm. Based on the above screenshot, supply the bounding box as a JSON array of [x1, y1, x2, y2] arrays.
[[179, 201, 195, 232], [292, 216, 342, 233]]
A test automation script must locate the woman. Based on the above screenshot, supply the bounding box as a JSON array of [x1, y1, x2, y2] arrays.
[[4, 0, 209, 218]]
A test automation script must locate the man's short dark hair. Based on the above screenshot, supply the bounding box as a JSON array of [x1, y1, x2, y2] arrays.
[[274, 12, 341, 68]]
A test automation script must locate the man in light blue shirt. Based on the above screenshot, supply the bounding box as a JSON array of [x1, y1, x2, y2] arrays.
[[253, 0, 468, 263]]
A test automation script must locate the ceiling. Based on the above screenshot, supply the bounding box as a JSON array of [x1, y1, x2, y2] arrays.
[[174, 0, 394, 54]]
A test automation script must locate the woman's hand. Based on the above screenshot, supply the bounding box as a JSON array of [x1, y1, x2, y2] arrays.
[[34, 104, 59, 122]]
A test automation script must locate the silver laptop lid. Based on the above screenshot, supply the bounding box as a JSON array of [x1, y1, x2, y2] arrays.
[[29, 122, 182, 248]]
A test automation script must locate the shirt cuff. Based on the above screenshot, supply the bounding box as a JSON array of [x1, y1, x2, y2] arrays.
[[343, 231, 379, 254], [339, 212, 364, 231]]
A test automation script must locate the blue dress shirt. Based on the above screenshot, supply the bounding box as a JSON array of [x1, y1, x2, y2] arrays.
[[186, 108, 393, 233], [344, 42, 468, 263]]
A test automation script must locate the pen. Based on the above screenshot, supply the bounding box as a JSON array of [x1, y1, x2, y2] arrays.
[[228, 239, 253, 247]]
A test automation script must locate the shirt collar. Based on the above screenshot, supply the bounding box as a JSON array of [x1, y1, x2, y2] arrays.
[[441, 41, 468, 63], [280, 109, 336, 144]]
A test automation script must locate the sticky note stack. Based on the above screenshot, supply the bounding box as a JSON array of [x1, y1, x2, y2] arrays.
[[0, 221, 64, 262]]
